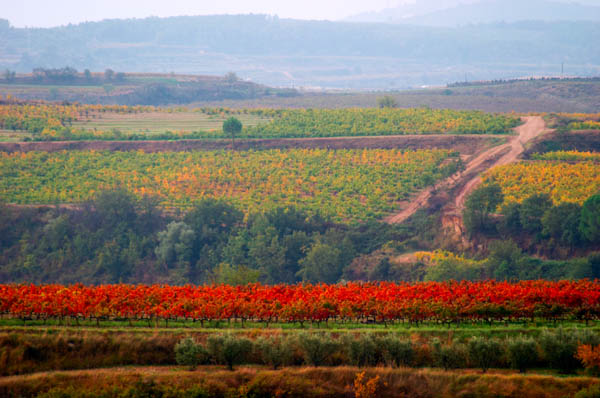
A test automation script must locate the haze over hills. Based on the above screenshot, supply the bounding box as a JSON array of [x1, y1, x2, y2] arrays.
[[1, 14, 599, 89], [347, 0, 600, 25]]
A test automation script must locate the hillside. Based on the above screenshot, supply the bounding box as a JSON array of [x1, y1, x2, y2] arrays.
[[1, 16, 600, 89], [0, 70, 297, 105]]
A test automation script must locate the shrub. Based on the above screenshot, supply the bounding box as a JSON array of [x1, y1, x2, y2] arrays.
[[467, 337, 504, 373], [378, 336, 414, 367], [174, 337, 207, 370], [539, 328, 599, 373], [348, 334, 378, 367], [254, 336, 294, 370], [507, 336, 539, 373], [298, 333, 339, 367], [432, 339, 468, 370], [576, 345, 600, 375], [206, 334, 252, 370]]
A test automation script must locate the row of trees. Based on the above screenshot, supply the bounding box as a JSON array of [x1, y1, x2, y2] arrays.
[[174, 329, 599, 374], [3, 67, 126, 84]]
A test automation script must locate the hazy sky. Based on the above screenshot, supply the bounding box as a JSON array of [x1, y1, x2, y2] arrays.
[[4, 0, 409, 27]]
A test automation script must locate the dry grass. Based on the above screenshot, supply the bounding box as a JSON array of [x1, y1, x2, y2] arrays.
[[0, 366, 597, 398]]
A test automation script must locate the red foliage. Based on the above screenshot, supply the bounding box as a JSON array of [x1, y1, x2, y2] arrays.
[[0, 281, 599, 324]]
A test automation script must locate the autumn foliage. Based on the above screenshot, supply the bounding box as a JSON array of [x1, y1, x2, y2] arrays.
[[483, 156, 600, 207], [0, 280, 599, 325], [0, 148, 459, 221]]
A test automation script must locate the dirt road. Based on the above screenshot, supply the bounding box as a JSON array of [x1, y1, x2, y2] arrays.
[[0, 134, 496, 155], [385, 116, 547, 224]]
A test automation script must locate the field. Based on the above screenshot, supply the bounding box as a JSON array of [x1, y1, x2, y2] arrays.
[[0, 100, 520, 141], [71, 110, 268, 135], [0, 148, 460, 221], [482, 154, 600, 207]]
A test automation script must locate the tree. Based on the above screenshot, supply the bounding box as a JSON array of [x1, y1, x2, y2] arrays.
[[486, 239, 524, 280], [223, 117, 242, 149], [175, 338, 207, 370], [84, 69, 92, 81], [580, 195, 600, 243], [468, 337, 503, 373], [377, 95, 398, 108], [4, 69, 15, 82], [297, 241, 343, 284], [463, 183, 504, 235], [542, 202, 582, 246], [224, 72, 238, 83], [155, 221, 195, 266], [213, 263, 260, 285], [520, 193, 553, 235], [104, 68, 114, 81]]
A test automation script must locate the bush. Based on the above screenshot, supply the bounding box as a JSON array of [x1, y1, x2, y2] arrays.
[[539, 328, 599, 374], [507, 336, 539, 373], [174, 337, 207, 370], [348, 334, 378, 367], [206, 334, 252, 370], [378, 336, 414, 367], [298, 333, 339, 367], [254, 336, 294, 370], [432, 339, 468, 370], [468, 337, 504, 373]]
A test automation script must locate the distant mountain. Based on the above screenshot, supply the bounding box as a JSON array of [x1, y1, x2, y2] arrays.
[[1, 15, 600, 89], [347, 0, 600, 26]]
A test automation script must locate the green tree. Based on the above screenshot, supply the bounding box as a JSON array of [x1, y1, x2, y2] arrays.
[[463, 183, 504, 235], [542, 202, 582, 246], [520, 193, 553, 234], [207, 334, 252, 370], [507, 336, 538, 373], [486, 239, 524, 280], [155, 221, 195, 266], [223, 117, 242, 149], [175, 338, 207, 370], [213, 263, 260, 285], [297, 241, 343, 284], [468, 337, 503, 373], [377, 95, 398, 108], [580, 194, 600, 243], [104, 68, 114, 80]]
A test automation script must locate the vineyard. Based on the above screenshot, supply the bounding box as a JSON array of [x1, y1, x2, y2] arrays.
[[0, 148, 459, 221], [533, 150, 600, 162], [1, 281, 598, 325], [482, 155, 600, 207], [0, 100, 521, 140], [242, 108, 520, 137]]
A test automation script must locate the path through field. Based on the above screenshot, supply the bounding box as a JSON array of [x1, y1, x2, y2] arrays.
[[384, 116, 548, 224]]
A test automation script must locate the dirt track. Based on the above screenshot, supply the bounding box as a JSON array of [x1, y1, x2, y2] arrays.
[[0, 135, 498, 156], [385, 116, 548, 224]]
